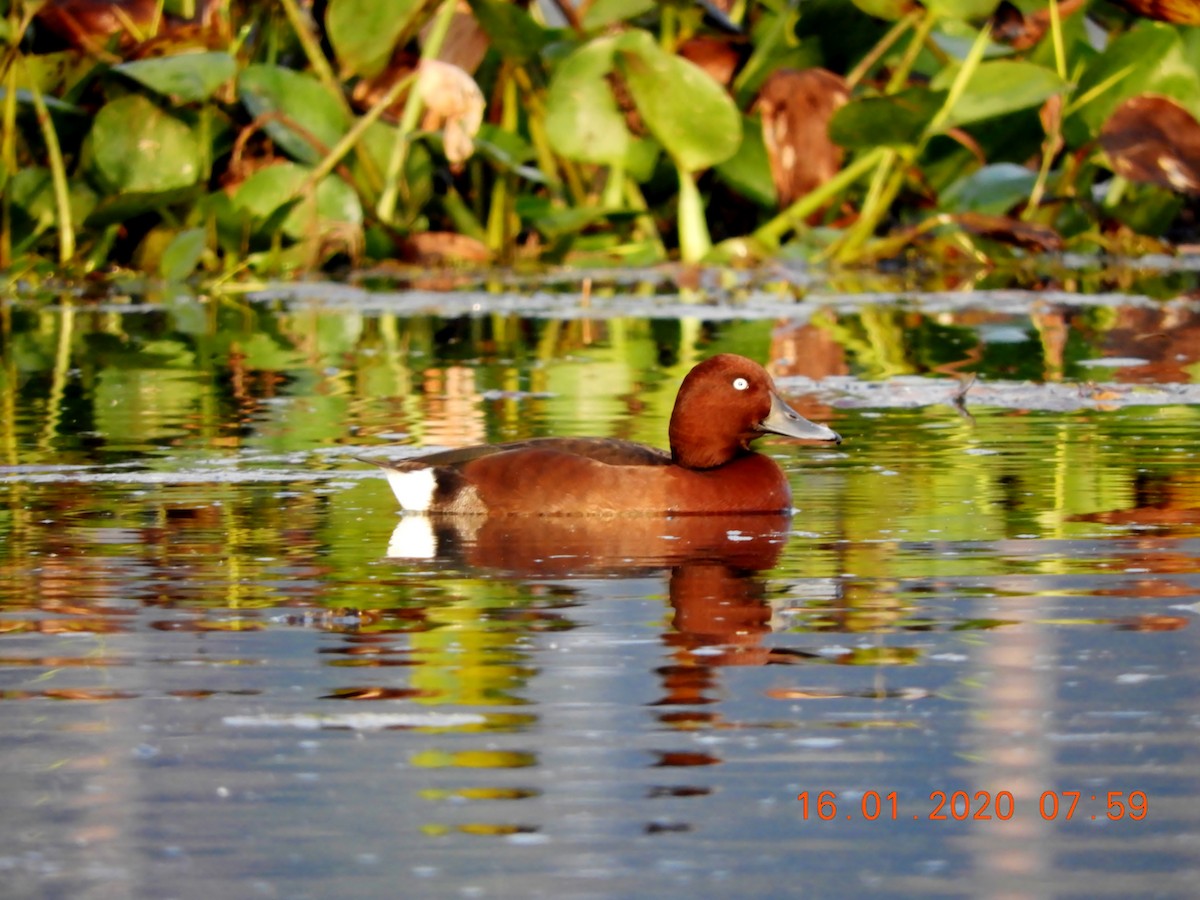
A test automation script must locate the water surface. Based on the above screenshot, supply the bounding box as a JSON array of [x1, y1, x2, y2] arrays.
[[2, 285, 1199, 898]]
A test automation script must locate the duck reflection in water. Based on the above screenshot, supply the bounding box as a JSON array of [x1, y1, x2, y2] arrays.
[[388, 512, 818, 677]]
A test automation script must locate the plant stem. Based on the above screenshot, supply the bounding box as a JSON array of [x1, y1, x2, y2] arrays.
[[922, 24, 991, 141], [277, 0, 384, 192], [887, 11, 935, 95], [1, 50, 16, 269], [623, 178, 665, 259], [377, 0, 458, 225], [486, 71, 520, 258], [277, 0, 342, 105], [1049, 0, 1066, 80], [40, 301, 74, 454], [753, 146, 888, 247], [23, 59, 74, 264], [300, 71, 417, 195], [830, 149, 906, 261], [847, 11, 920, 89], [676, 166, 710, 262]]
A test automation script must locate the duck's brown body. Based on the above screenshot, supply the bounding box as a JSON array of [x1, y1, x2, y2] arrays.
[[365, 354, 840, 516]]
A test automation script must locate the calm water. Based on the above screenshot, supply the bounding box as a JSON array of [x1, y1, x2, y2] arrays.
[[3, 283, 1200, 898]]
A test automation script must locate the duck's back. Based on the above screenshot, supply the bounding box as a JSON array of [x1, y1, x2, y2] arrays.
[[412, 436, 672, 468]]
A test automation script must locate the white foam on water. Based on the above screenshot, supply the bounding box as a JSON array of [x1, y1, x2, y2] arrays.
[[223, 712, 485, 731]]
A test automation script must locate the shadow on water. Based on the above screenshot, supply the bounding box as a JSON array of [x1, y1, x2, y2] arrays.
[[2, 285, 1200, 897]]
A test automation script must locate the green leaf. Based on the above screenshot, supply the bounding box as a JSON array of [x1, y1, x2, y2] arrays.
[[475, 125, 549, 183], [829, 88, 945, 150], [932, 60, 1066, 130], [516, 197, 616, 238], [231, 162, 362, 240], [939, 163, 1037, 214], [583, 0, 655, 29], [115, 51, 236, 103], [160, 228, 207, 281], [326, 0, 424, 78], [232, 166, 306, 223], [9, 168, 55, 230], [238, 65, 351, 165], [847, 0, 919, 21], [9, 167, 97, 231], [714, 115, 777, 209], [623, 137, 660, 183], [1067, 23, 1200, 145], [0, 88, 86, 115], [614, 29, 741, 172], [467, 0, 552, 63], [357, 123, 434, 223], [545, 36, 630, 165], [90, 94, 201, 194], [923, 0, 1001, 20], [295, 175, 363, 239]]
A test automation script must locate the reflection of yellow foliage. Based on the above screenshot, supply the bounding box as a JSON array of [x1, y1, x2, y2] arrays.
[[1031, 308, 1067, 377], [809, 306, 916, 379], [409, 749, 536, 769], [419, 365, 486, 447], [419, 821, 533, 836], [419, 786, 538, 801], [456, 823, 531, 835]]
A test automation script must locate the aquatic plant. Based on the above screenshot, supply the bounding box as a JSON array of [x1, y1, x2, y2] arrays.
[[1, 0, 1198, 282]]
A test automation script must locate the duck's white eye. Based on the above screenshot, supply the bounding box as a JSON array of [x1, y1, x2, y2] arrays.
[[732, 377, 749, 391]]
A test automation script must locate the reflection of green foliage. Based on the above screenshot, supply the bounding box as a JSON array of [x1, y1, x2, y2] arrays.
[[903, 319, 977, 372], [976, 332, 1044, 381], [813, 306, 926, 378], [4, 300, 1200, 693]]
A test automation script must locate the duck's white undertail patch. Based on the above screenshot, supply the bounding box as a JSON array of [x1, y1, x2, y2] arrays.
[[387, 468, 436, 512]]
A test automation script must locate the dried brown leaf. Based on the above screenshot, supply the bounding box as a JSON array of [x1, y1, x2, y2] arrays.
[[417, 59, 485, 166], [1100, 94, 1200, 195], [955, 212, 1064, 252], [756, 68, 849, 210]]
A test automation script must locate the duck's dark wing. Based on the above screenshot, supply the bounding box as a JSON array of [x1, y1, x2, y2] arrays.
[[363, 437, 672, 470]]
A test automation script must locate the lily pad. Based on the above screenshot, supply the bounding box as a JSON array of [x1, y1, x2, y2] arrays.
[[940, 163, 1038, 214], [115, 51, 236, 103], [467, 0, 552, 63], [160, 228, 208, 281], [239, 65, 351, 166], [932, 60, 1066, 130], [89, 94, 201, 194], [231, 162, 362, 240], [614, 29, 741, 172], [583, 0, 655, 29], [545, 36, 629, 165], [326, 0, 424, 78], [830, 88, 945, 150]]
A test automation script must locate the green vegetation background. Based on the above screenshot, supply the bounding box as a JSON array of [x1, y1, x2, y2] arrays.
[[1, 0, 1199, 285]]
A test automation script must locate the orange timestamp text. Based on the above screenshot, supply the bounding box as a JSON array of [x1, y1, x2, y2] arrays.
[[796, 790, 1148, 822]]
